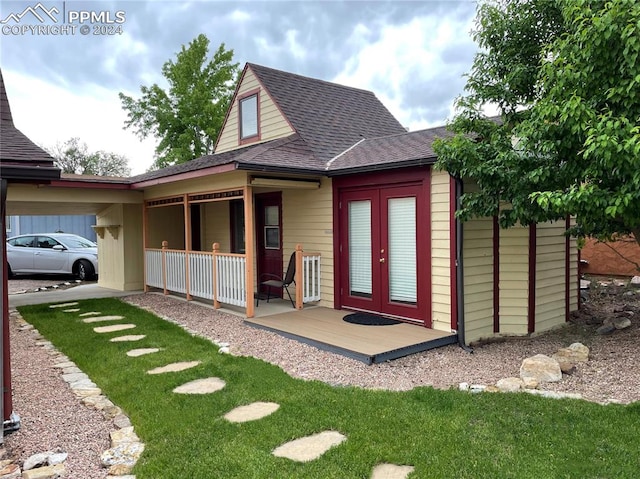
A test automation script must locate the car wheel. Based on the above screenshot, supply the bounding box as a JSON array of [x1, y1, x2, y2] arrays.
[[76, 259, 95, 281]]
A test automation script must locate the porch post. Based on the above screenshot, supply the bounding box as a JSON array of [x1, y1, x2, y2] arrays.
[[212, 242, 220, 309], [243, 186, 255, 318], [142, 202, 149, 293], [161, 240, 168, 295], [295, 244, 303, 309], [183, 194, 192, 300]]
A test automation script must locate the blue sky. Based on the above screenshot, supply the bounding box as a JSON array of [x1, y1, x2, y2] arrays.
[[1, 0, 478, 174]]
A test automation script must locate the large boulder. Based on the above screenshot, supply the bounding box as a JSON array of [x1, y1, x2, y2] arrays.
[[520, 354, 562, 383], [552, 342, 590, 372]]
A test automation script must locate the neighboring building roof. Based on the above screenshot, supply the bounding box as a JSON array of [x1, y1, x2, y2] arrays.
[[0, 69, 60, 182], [248, 63, 407, 163], [326, 125, 452, 174]]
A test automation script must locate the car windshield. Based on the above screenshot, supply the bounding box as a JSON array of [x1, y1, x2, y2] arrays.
[[60, 236, 96, 248]]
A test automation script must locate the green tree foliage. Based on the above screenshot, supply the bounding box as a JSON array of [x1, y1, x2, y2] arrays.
[[48, 137, 131, 176], [434, 0, 640, 244], [119, 35, 239, 170]]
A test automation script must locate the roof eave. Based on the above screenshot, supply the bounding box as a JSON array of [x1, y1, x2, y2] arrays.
[[236, 162, 326, 176], [0, 165, 61, 182], [326, 157, 437, 177]]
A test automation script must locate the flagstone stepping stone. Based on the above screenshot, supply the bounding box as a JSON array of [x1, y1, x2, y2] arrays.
[[49, 302, 79, 308], [94, 324, 136, 334], [272, 431, 346, 462], [111, 335, 146, 342], [224, 402, 280, 423], [63, 308, 81, 313], [83, 315, 125, 323], [147, 361, 201, 375], [126, 348, 161, 357], [79, 311, 102, 317], [371, 464, 415, 479], [173, 377, 226, 394]]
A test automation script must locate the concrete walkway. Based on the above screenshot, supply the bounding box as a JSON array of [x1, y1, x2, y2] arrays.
[[9, 284, 141, 307]]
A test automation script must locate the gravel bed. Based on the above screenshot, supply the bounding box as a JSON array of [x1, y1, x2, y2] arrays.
[[4, 288, 638, 476], [4, 311, 114, 478]]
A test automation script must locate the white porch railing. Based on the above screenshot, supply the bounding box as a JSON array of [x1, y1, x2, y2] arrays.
[[144, 241, 320, 312], [301, 253, 321, 303], [214, 251, 246, 307]]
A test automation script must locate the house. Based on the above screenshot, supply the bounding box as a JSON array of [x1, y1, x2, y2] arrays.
[[4, 63, 581, 352]]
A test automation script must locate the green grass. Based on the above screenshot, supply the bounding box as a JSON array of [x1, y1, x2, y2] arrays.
[[18, 299, 640, 478]]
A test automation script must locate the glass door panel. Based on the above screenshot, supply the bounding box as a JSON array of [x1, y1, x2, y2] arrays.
[[348, 200, 372, 298], [387, 197, 417, 304]]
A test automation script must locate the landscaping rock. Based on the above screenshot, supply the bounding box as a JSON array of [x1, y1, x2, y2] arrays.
[[630, 276, 640, 287], [469, 384, 486, 393], [612, 317, 632, 330], [23, 453, 48, 471], [0, 463, 20, 478], [21, 464, 65, 479], [552, 343, 589, 373], [272, 431, 346, 462], [101, 442, 145, 475], [520, 354, 562, 383], [596, 324, 616, 335], [458, 382, 469, 391], [496, 377, 523, 392]]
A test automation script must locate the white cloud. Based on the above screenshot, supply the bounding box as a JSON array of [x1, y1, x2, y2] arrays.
[[4, 69, 156, 175]]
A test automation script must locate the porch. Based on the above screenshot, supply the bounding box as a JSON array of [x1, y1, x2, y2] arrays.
[[246, 307, 457, 364]]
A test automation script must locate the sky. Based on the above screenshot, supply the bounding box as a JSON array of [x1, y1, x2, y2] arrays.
[[1, 0, 479, 175]]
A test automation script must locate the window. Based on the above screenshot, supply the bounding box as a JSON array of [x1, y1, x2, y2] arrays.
[[264, 205, 280, 249], [239, 93, 258, 139], [230, 199, 245, 254], [9, 236, 34, 248], [37, 236, 61, 249]]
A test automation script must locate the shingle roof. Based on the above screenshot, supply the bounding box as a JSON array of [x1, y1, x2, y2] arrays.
[[248, 63, 407, 162], [0, 69, 60, 181], [327, 125, 452, 174]]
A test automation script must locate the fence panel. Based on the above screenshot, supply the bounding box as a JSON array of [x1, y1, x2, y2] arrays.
[[302, 254, 321, 303], [165, 250, 187, 294], [216, 254, 246, 307], [189, 252, 214, 300], [145, 249, 163, 289]]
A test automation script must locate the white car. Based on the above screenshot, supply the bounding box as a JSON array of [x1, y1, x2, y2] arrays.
[[7, 233, 98, 281]]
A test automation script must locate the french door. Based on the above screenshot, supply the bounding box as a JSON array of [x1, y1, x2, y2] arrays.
[[339, 185, 429, 323]]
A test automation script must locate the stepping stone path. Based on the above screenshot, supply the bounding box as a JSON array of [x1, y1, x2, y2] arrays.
[[224, 402, 280, 423], [371, 464, 415, 479], [126, 348, 161, 357], [83, 315, 125, 324], [94, 324, 137, 334], [173, 377, 226, 394], [272, 431, 346, 462], [79, 311, 102, 317], [49, 302, 78, 308], [63, 308, 81, 313], [147, 361, 201, 375], [110, 335, 146, 342]]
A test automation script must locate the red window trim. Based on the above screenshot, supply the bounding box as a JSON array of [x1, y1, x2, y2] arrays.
[[238, 88, 261, 146]]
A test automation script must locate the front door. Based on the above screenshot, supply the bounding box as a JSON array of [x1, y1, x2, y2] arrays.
[[339, 185, 428, 324], [255, 193, 283, 297]]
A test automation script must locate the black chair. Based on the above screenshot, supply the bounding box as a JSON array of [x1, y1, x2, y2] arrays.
[[258, 252, 296, 307]]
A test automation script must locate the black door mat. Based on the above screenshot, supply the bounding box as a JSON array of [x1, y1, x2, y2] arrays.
[[343, 313, 401, 326]]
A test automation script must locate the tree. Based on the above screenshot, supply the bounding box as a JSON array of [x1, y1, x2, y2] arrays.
[[119, 35, 239, 170], [48, 137, 131, 176], [434, 0, 640, 246]]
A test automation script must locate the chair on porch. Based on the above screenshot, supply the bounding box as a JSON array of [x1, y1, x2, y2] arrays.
[[257, 251, 296, 307]]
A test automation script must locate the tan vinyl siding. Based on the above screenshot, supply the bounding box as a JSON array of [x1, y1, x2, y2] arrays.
[[96, 203, 143, 291], [143, 171, 248, 201], [215, 68, 294, 153], [463, 216, 494, 343], [282, 178, 334, 308], [202, 202, 231, 253], [499, 225, 529, 335], [146, 204, 184, 250], [535, 221, 567, 331], [430, 170, 452, 332]]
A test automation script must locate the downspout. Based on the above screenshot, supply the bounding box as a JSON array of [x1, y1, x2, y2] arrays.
[[455, 177, 473, 353]]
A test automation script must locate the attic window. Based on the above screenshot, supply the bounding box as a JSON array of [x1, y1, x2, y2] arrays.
[[239, 93, 258, 140]]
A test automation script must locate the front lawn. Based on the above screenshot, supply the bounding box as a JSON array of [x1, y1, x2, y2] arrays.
[[18, 299, 640, 478]]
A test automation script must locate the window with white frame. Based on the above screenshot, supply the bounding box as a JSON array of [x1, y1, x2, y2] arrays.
[[239, 94, 258, 139]]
